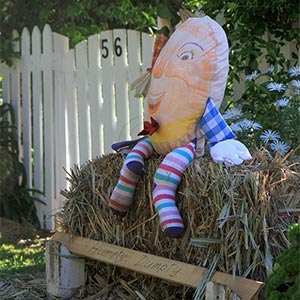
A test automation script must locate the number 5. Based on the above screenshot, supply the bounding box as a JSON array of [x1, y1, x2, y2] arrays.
[[101, 39, 109, 58]]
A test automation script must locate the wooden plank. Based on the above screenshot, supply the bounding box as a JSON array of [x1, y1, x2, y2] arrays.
[[75, 39, 91, 164], [114, 29, 130, 142], [127, 30, 144, 138], [53, 32, 69, 208], [64, 49, 79, 169], [32, 26, 46, 224], [101, 30, 117, 154], [21, 27, 33, 190], [52, 232, 264, 300], [87, 33, 103, 158], [141, 32, 154, 119], [42, 24, 55, 229]]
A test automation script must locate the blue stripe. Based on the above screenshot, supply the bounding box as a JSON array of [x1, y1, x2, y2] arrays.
[[154, 173, 179, 185], [156, 202, 175, 210], [173, 148, 193, 162], [127, 153, 142, 160], [116, 183, 133, 193]]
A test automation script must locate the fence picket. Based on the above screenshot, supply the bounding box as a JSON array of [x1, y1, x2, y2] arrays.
[[114, 29, 129, 142], [87, 34, 103, 158], [64, 49, 79, 170], [75, 40, 91, 165], [42, 24, 55, 229], [141, 32, 154, 118], [21, 27, 33, 193], [127, 30, 143, 137], [11, 30, 22, 160], [53, 32, 69, 204], [32, 26, 43, 199], [101, 30, 117, 154]]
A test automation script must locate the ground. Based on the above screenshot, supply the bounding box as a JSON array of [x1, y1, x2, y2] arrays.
[[0, 217, 51, 299]]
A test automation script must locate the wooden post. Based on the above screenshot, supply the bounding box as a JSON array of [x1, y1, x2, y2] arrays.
[[51, 231, 264, 300], [46, 239, 85, 299]]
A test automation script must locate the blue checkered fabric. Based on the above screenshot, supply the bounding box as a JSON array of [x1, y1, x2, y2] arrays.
[[199, 97, 236, 148]]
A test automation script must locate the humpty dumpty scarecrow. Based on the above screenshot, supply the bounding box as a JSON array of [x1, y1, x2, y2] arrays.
[[109, 16, 252, 238]]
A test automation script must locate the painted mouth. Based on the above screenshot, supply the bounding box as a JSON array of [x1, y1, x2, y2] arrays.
[[148, 91, 165, 115]]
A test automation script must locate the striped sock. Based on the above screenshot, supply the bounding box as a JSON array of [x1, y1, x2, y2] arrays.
[[109, 138, 154, 216], [153, 141, 195, 237]]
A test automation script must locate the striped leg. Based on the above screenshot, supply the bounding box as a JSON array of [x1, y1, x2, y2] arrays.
[[109, 138, 154, 216], [153, 141, 195, 238]]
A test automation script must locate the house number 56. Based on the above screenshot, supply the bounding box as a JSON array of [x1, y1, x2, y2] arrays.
[[101, 37, 122, 58]]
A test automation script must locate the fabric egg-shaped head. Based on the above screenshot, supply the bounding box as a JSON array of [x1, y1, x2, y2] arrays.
[[145, 16, 229, 155]]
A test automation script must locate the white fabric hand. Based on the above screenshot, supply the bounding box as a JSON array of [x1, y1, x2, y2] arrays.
[[210, 139, 252, 166]]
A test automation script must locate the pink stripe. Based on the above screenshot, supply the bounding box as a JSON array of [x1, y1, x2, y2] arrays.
[[120, 174, 136, 186], [109, 199, 130, 210], [186, 143, 195, 153], [161, 218, 183, 227], [165, 155, 187, 169], [153, 194, 174, 204], [159, 164, 182, 177], [131, 148, 147, 159], [111, 191, 132, 201], [160, 210, 179, 218]]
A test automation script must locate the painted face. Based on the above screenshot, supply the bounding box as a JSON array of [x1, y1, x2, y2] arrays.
[[146, 17, 228, 154]]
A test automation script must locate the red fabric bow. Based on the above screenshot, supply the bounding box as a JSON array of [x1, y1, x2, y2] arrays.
[[138, 117, 159, 136]]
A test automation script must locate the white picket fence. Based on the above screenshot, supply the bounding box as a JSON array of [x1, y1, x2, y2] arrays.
[[0, 24, 154, 229]]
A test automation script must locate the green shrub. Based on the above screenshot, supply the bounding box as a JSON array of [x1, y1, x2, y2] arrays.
[[266, 224, 300, 300], [0, 102, 44, 226]]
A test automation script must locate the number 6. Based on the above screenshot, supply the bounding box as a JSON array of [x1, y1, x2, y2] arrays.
[[114, 37, 122, 57]]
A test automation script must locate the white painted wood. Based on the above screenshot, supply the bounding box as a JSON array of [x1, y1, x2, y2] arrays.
[[75, 39, 91, 164], [64, 49, 79, 170], [127, 30, 144, 137], [32, 26, 43, 204], [42, 24, 55, 229], [114, 29, 130, 142], [87, 34, 103, 158], [141, 32, 154, 119], [53, 32, 69, 210], [46, 239, 85, 299], [101, 30, 117, 154], [21, 27, 33, 191], [205, 281, 226, 300]]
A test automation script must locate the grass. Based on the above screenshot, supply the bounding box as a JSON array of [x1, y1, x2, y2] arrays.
[[0, 239, 46, 279]]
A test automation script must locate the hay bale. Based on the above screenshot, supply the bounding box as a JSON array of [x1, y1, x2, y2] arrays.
[[58, 149, 300, 299]]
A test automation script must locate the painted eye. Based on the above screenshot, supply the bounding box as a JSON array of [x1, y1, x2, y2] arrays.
[[178, 50, 194, 61]]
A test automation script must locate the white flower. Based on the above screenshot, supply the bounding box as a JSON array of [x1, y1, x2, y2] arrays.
[[267, 82, 286, 92], [230, 122, 243, 132], [295, 89, 300, 96], [238, 119, 252, 130], [270, 141, 290, 156], [245, 70, 260, 81], [260, 130, 280, 143], [288, 66, 300, 77], [276, 98, 289, 107], [291, 80, 300, 89], [267, 66, 274, 74], [251, 121, 263, 130], [267, 65, 282, 74], [223, 107, 243, 120], [234, 119, 262, 131]]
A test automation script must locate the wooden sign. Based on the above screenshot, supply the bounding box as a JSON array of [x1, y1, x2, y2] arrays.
[[52, 232, 264, 300]]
